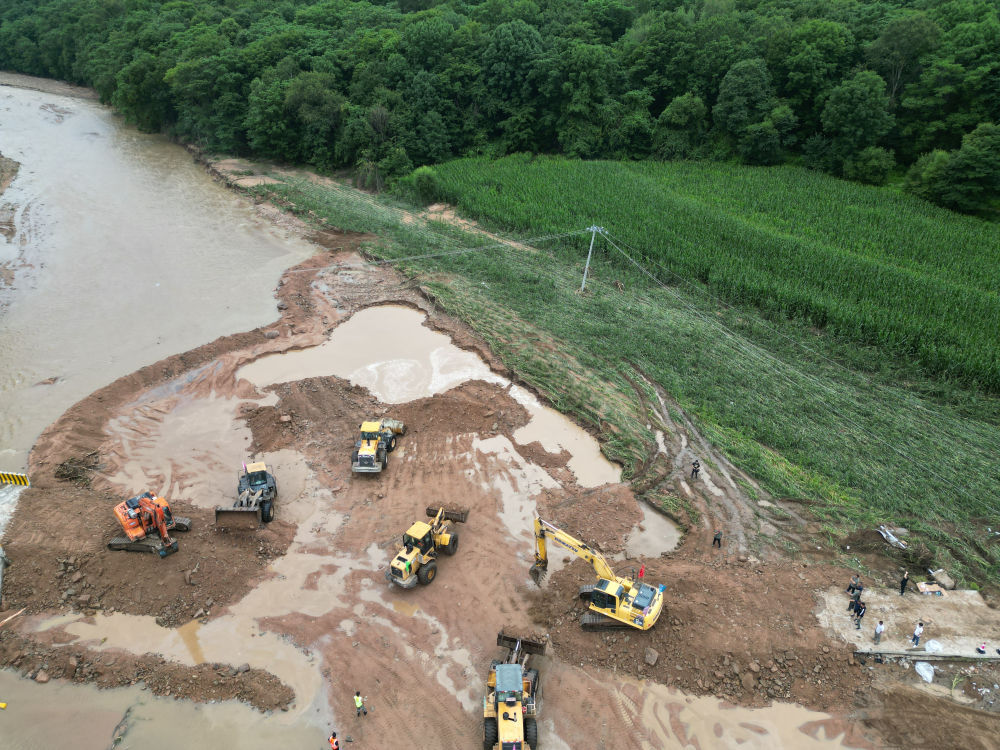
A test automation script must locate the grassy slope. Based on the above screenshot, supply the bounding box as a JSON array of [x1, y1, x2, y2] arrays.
[[249, 163, 1000, 585]]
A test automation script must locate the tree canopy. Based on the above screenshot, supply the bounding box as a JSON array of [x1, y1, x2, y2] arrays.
[[0, 0, 996, 213]]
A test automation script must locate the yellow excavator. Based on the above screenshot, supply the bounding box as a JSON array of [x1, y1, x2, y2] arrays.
[[530, 517, 664, 631]]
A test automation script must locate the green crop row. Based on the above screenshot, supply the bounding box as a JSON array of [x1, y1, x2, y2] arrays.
[[425, 156, 1000, 392]]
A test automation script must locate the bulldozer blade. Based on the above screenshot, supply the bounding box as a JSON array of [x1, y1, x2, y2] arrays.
[[529, 561, 548, 586], [497, 630, 547, 656], [214, 506, 261, 529], [425, 506, 468, 524]]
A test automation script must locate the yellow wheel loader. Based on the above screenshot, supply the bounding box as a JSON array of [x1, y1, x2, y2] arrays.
[[385, 506, 467, 588], [351, 418, 405, 473], [529, 517, 664, 631], [484, 630, 546, 750], [215, 462, 277, 529]]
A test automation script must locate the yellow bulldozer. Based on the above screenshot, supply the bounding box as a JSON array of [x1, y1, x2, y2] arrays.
[[530, 517, 664, 631], [385, 506, 467, 588], [351, 418, 406, 473], [484, 630, 546, 750]]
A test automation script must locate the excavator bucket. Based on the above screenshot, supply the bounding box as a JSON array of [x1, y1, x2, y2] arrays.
[[424, 506, 468, 524], [214, 506, 261, 529], [497, 630, 547, 657], [529, 559, 548, 586]]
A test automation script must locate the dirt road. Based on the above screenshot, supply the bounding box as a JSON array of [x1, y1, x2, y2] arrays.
[[1, 153, 999, 749]]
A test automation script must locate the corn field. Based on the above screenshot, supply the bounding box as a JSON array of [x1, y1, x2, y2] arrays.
[[431, 156, 1000, 392]]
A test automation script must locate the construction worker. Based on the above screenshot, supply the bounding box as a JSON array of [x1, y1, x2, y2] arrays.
[[329, 731, 339, 749], [354, 690, 368, 717]]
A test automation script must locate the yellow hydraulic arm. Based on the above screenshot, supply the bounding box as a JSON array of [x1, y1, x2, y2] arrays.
[[530, 517, 618, 583]]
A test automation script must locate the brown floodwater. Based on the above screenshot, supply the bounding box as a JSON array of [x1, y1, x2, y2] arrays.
[[0, 79, 312, 482]]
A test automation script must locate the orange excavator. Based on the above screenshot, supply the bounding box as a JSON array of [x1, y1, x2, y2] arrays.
[[108, 492, 191, 558]]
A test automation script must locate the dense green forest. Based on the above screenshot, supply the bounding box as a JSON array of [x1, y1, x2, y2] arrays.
[[0, 0, 997, 213]]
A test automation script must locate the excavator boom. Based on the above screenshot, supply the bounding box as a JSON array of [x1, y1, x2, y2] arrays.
[[529, 517, 665, 631], [530, 518, 617, 584]]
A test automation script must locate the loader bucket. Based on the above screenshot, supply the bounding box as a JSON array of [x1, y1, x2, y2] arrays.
[[498, 630, 547, 656], [425, 506, 469, 524], [382, 418, 406, 435], [214, 506, 261, 529]]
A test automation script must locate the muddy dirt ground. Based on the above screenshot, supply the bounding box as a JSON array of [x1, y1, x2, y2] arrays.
[[1, 152, 999, 749]]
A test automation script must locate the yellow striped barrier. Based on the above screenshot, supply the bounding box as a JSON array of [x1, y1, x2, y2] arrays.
[[0, 472, 29, 487]]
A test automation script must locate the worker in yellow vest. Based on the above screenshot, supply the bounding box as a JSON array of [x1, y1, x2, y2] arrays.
[[354, 690, 368, 717]]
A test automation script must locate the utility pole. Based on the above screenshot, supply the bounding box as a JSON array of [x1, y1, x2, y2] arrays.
[[580, 225, 603, 292]]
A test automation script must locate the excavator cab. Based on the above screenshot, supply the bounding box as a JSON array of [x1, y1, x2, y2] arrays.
[[589, 579, 622, 612]]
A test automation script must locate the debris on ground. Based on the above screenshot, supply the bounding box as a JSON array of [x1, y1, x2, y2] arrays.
[[877, 525, 908, 550]]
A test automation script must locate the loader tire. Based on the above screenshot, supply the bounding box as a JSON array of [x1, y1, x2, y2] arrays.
[[261, 500, 274, 523], [351, 450, 359, 465], [483, 717, 498, 750], [443, 532, 459, 555], [525, 717, 538, 749], [387, 435, 397, 452], [417, 560, 437, 585]]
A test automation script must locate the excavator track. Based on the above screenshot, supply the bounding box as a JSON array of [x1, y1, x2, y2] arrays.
[[108, 535, 178, 557], [171, 517, 192, 532], [580, 611, 634, 631]]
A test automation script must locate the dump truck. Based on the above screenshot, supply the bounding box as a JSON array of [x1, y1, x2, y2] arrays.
[[108, 491, 191, 557], [530, 517, 664, 631], [351, 418, 405, 473], [385, 506, 467, 588], [484, 630, 546, 750], [215, 462, 277, 528]]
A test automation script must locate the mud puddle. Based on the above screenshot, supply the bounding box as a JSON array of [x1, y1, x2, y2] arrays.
[[238, 304, 622, 488], [105, 395, 303, 512], [622, 504, 682, 559], [635, 680, 864, 748], [0, 669, 325, 750]]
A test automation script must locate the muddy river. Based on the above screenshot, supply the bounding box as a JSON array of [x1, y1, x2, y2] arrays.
[[0, 79, 313, 481], [0, 78, 858, 749]]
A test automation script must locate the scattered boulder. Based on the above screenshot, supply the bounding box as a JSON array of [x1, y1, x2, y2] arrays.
[[644, 648, 659, 667]]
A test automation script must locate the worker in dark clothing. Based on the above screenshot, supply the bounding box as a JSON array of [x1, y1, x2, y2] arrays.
[[691, 459, 700, 479], [854, 601, 867, 630], [847, 586, 863, 611], [900, 571, 909, 595], [712, 530, 722, 548]]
